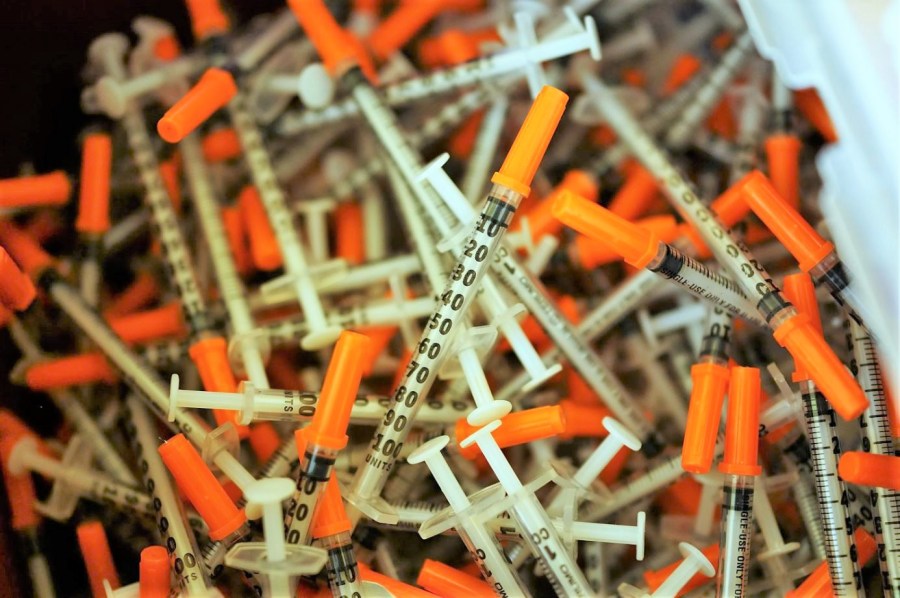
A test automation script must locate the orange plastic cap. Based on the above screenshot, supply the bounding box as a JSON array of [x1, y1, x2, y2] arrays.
[[739, 171, 833, 272], [139, 546, 171, 598], [238, 185, 282, 271], [0, 220, 54, 278], [358, 563, 437, 598], [158, 434, 246, 540], [310, 474, 351, 538], [221, 205, 253, 275], [764, 134, 802, 210], [26, 352, 118, 390], [202, 127, 242, 162], [419, 29, 480, 68], [553, 191, 660, 268], [0, 455, 39, 531], [153, 35, 182, 61], [558, 399, 613, 439], [302, 330, 371, 450], [786, 528, 875, 598], [492, 86, 568, 196], [794, 88, 838, 143], [514, 170, 597, 243], [607, 163, 658, 220], [644, 544, 719, 596], [718, 366, 762, 476], [682, 362, 729, 474], [77, 521, 121, 598], [368, 1, 442, 61], [335, 202, 365, 265], [839, 451, 900, 491], [184, 0, 230, 40], [288, 0, 367, 76], [157, 68, 237, 144], [158, 157, 182, 214], [773, 312, 868, 420], [575, 215, 678, 269], [189, 336, 238, 393], [417, 559, 495, 598], [781, 273, 821, 381], [0, 246, 36, 311], [709, 175, 753, 228], [76, 133, 113, 235], [455, 405, 565, 459], [105, 271, 160, 317], [248, 422, 281, 464], [0, 171, 71, 209], [109, 301, 187, 344], [663, 54, 702, 95]]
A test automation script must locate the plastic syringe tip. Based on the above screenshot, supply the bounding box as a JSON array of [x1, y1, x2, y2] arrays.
[[76, 132, 113, 235], [0, 247, 37, 312], [553, 190, 660, 268], [492, 86, 568, 196], [158, 433, 247, 541], [139, 546, 171, 598], [718, 366, 762, 476], [302, 330, 371, 451], [739, 170, 833, 272], [682, 362, 729, 474], [157, 68, 237, 144]]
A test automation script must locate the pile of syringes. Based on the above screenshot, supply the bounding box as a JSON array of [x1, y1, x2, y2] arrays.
[[0, 0, 897, 596]]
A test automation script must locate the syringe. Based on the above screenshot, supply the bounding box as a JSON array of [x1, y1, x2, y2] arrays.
[[715, 366, 762, 598], [408, 436, 530, 597], [179, 132, 270, 387], [460, 416, 594, 596], [287, 6, 569, 520], [738, 170, 871, 330], [89, 34, 243, 427], [284, 331, 370, 546], [782, 273, 865, 596], [582, 74, 868, 423], [552, 191, 766, 326], [276, 10, 599, 135], [845, 317, 900, 592], [123, 395, 212, 596], [74, 131, 112, 308]]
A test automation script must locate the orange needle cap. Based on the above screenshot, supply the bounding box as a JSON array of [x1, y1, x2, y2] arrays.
[[718, 366, 762, 476], [739, 171, 833, 272], [0, 246, 37, 311], [682, 362, 730, 474], [184, 0, 230, 41], [764, 134, 802, 210], [139, 546, 171, 598], [25, 353, 118, 390], [310, 474, 351, 539], [157, 68, 238, 144], [492, 86, 568, 196], [454, 405, 565, 459], [780, 273, 822, 381], [607, 163, 658, 220], [644, 544, 719, 596], [553, 191, 660, 268], [773, 312, 868, 420], [76, 521, 121, 598], [417, 559, 495, 598], [202, 127, 242, 162], [0, 220, 54, 279], [839, 451, 900, 491], [301, 330, 371, 451], [238, 185, 282, 271], [108, 301, 187, 344], [575, 214, 678, 269], [158, 433, 246, 540], [76, 133, 113, 235], [0, 171, 71, 209]]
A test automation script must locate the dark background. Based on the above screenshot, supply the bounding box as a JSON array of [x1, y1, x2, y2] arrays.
[[0, 0, 284, 177]]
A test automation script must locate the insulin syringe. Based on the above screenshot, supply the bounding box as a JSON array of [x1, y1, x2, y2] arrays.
[[583, 74, 869, 424]]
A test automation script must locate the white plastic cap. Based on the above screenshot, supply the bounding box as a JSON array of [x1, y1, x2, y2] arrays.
[[298, 63, 335, 110]]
